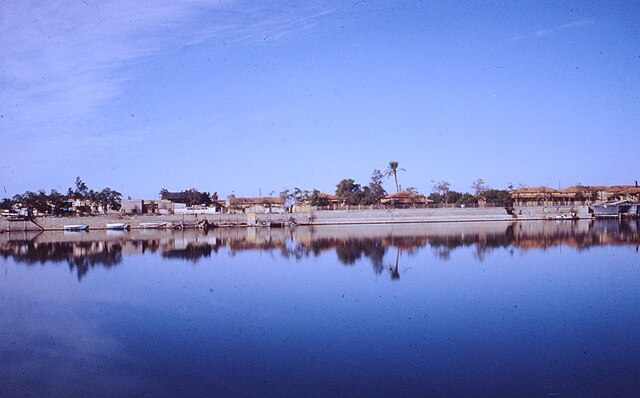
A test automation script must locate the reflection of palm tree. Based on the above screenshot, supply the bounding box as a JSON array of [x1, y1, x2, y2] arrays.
[[390, 248, 401, 280], [384, 161, 405, 193]]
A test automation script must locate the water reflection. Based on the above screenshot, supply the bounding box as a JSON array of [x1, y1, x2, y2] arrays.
[[0, 240, 123, 280], [1, 220, 638, 280], [2, 220, 640, 397]]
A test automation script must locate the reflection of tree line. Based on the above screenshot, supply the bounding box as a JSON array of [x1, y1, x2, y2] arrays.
[[288, 230, 517, 273], [1, 220, 638, 280], [0, 241, 122, 280], [429, 226, 516, 261], [285, 236, 428, 274], [163, 244, 218, 261]]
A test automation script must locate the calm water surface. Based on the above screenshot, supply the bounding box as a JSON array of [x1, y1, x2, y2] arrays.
[[1, 220, 639, 397]]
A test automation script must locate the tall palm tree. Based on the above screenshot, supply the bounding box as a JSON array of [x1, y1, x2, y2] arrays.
[[384, 161, 405, 192]]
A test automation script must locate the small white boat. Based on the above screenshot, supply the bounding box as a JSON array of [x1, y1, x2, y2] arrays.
[[553, 213, 578, 220], [63, 224, 89, 231], [106, 223, 129, 230], [139, 222, 166, 229]]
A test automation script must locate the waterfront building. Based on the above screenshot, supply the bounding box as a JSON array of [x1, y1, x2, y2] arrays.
[[225, 197, 286, 214], [380, 191, 430, 208]]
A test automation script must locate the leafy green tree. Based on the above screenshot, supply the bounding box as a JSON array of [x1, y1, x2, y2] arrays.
[[472, 179, 488, 196], [292, 187, 310, 205], [10, 179, 124, 216], [74, 177, 89, 199], [384, 161, 405, 192], [0, 198, 14, 210], [456, 193, 477, 206], [427, 192, 443, 204], [185, 189, 203, 206], [280, 188, 292, 207], [336, 178, 364, 205], [309, 189, 329, 206], [159, 188, 169, 199], [361, 186, 373, 205], [15, 190, 49, 214], [483, 189, 511, 207], [95, 188, 122, 211], [48, 189, 72, 215], [362, 169, 387, 205], [445, 190, 462, 204], [201, 192, 212, 206], [433, 181, 451, 203]]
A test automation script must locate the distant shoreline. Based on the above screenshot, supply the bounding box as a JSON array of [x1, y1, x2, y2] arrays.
[[0, 205, 602, 232]]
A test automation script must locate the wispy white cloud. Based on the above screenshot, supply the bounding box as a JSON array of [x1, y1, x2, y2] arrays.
[[509, 19, 591, 42], [533, 19, 591, 37], [181, 5, 337, 47], [0, 0, 222, 138], [0, 1, 335, 144]]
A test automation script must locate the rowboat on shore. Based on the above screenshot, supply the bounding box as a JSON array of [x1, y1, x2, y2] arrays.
[[106, 223, 130, 230], [551, 213, 578, 220], [139, 222, 167, 229], [63, 224, 89, 231]]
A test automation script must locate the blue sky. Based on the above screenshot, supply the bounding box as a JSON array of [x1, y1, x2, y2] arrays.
[[1, 0, 639, 199]]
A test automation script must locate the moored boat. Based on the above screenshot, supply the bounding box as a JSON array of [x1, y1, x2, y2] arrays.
[[552, 213, 578, 220], [106, 223, 130, 230], [139, 222, 167, 229], [63, 224, 89, 231]]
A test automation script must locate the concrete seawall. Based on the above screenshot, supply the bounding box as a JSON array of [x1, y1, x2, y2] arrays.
[[2, 208, 512, 231], [297, 207, 515, 225], [511, 205, 592, 220], [1, 213, 244, 232], [1, 206, 594, 232]]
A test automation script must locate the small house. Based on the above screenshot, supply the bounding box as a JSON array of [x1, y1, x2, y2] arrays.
[[226, 197, 286, 214], [380, 191, 430, 208], [510, 187, 563, 207], [121, 199, 144, 214]]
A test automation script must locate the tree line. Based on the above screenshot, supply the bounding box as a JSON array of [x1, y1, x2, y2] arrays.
[[2, 161, 513, 214], [280, 168, 388, 207], [1, 177, 122, 216], [279, 162, 511, 207], [429, 179, 511, 207]]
